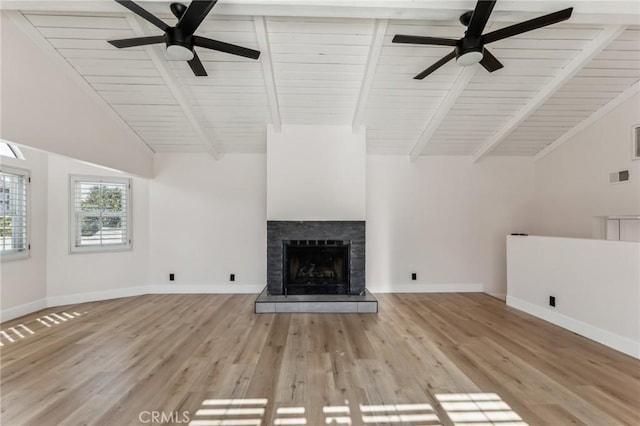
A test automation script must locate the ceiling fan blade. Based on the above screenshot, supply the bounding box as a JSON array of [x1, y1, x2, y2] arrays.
[[483, 7, 573, 44], [115, 1, 169, 31], [188, 52, 208, 77], [108, 35, 165, 48], [414, 50, 456, 80], [479, 48, 503, 72], [392, 35, 458, 46], [466, 0, 497, 37], [194, 36, 261, 59], [176, 0, 217, 35]]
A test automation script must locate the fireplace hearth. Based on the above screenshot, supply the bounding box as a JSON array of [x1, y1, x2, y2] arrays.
[[267, 221, 365, 296]]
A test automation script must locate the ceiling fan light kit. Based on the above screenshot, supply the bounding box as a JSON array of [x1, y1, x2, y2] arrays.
[[393, 0, 573, 79], [455, 37, 484, 66], [108, 0, 261, 76], [166, 44, 194, 61], [456, 50, 483, 66]]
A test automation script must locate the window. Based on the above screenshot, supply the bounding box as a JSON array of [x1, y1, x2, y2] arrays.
[[0, 166, 29, 260], [0, 141, 25, 160], [633, 125, 640, 160], [70, 175, 132, 253]]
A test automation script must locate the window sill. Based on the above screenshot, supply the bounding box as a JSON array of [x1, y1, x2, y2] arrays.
[[70, 245, 132, 254], [1, 251, 31, 262]]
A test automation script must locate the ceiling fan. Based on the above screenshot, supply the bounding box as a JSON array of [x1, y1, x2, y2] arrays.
[[108, 0, 261, 77], [392, 0, 573, 79]]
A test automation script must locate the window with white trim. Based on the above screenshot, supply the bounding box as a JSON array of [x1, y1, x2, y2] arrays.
[[70, 175, 132, 253], [0, 166, 30, 260], [633, 124, 639, 160]]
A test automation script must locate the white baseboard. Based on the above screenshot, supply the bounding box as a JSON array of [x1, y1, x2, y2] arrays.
[[369, 283, 483, 293], [507, 296, 640, 359], [46, 286, 148, 308], [3, 283, 481, 322], [1, 285, 265, 323], [486, 292, 506, 301], [1, 298, 47, 322], [148, 284, 264, 294]]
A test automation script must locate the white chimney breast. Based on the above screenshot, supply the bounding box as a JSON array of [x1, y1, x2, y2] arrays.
[[267, 124, 366, 221]]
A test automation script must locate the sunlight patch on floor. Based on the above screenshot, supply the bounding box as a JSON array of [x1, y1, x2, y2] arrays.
[[190, 398, 268, 426], [0, 312, 84, 346], [436, 393, 528, 426], [360, 402, 440, 424], [189, 393, 527, 426]]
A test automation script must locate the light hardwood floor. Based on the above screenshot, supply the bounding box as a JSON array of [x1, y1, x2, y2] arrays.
[[1, 293, 638, 426]]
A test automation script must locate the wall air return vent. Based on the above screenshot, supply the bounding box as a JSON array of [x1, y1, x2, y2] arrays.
[[609, 170, 630, 184]]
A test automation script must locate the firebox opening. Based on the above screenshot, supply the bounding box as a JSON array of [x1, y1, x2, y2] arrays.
[[283, 240, 350, 295]]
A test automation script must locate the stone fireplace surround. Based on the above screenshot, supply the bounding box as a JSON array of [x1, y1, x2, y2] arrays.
[[267, 221, 365, 296]]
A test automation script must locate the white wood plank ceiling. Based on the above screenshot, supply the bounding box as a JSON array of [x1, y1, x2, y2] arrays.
[[6, 1, 640, 159]]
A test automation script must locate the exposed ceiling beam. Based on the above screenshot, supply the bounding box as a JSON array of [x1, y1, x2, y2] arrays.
[[472, 25, 626, 162], [534, 81, 640, 162], [409, 64, 478, 161], [253, 16, 281, 133], [127, 15, 221, 159], [5, 11, 155, 161], [352, 19, 388, 132], [2, 1, 639, 24]]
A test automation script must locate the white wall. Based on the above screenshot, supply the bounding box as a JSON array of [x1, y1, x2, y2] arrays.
[[366, 156, 534, 296], [507, 235, 640, 358], [148, 153, 266, 292], [0, 146, 48, 319], [531, 93, 640, 238], [267, 125, 366, 220], [149, 153, 533, 296], [45, 154, 150, 304], [0, 13, 153, 178]]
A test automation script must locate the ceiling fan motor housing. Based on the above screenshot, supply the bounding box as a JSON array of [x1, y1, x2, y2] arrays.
[[166, 27, 193, 50], [455, 36, 484, 65], [165, 27, 195, 60]]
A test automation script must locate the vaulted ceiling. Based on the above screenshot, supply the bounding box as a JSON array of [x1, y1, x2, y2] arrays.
[[3, 1, 639, 160]]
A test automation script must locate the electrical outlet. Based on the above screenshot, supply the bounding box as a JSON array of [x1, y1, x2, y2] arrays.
[[411, 273, 417, 281], [230, 274, 235, 282], [169, 273, 175, 281], [549, 296, 556, 307]]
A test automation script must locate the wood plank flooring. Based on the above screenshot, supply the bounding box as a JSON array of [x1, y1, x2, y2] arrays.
[[1, 293, 638, 425]]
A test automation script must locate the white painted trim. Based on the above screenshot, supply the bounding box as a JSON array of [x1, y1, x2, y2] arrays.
[[1, 2, 638, 25], [5, 11, 155, 165], [507, 295, 640, 359], [409, 65, 477, 160], [46, 286, 148, 308], [473, 25, 627, 162], [254, 16, 281, 133], [127, 15, 221, 159], [486, 292, 506, 301], [68, 175, 133, 254], [352, 19, 388, 132], [1, 298, 47, 322], [1, 284, 264, 322], [632, 122, 640, 161], [368, 283, 483, 293], [1, 283, 481, 321], [534, 81, 640, 162], [148, 284, 264, 294], [0, 164, 31, 262]]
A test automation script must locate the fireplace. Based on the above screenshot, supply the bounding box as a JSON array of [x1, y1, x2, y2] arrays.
[[284, 240, 350, 295], [267, 221, 365, 296]]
